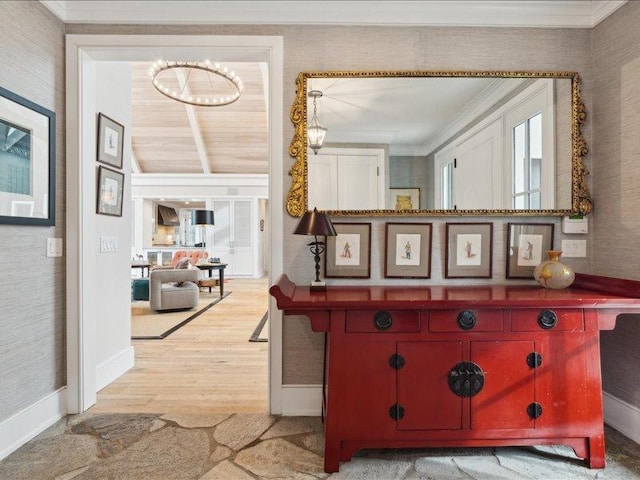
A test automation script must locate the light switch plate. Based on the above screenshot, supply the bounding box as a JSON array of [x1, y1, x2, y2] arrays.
[[47, 238, 63, 257], [100, 236, 119, 253], [561, 239, 587, 258]]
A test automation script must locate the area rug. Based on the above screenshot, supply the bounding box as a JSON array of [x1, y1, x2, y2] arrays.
[[249, 311, 268, 342], [131, 292, 231, 340]]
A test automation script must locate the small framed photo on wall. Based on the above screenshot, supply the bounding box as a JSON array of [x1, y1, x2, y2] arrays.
[[506, 222, 554, 279], [96, 166, 124, 217], [445, 222, 493, 278], [97, 112, 124, 169], [325, 223, 371, 278], [384, 222, 432, 278]]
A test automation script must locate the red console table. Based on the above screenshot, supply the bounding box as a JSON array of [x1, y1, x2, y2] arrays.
[[270, 274, 640, 473]]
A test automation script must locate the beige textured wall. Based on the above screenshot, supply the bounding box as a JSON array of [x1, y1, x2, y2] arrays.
[[66, 23, 593, 385], [591, 1, 640, 407], [0, 1, 65, 421]]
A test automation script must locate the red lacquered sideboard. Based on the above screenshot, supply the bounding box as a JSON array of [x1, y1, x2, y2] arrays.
[[269, 273, 640, 473]]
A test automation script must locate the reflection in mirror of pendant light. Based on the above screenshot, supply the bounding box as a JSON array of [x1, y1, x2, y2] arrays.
[[308, 90, 327, 155]]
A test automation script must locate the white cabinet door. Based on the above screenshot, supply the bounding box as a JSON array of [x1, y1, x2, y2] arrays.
[[337, 155, 383, 210], [307, 148, 386, 210], [453, 119, 503, 210], [212, 199, 255, 276], [308, 155, 338, 210]]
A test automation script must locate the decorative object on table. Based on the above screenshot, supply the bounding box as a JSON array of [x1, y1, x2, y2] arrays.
[[97, 113, 124, 168], [149, 60, 243, 107], [506, 223, 555, 279], [445, 222, 493, 278], [192, 209, 215, 263], [534, 250, 575, 289], [96, 165, 124, 216], [307, 90, 327, 154], [387, 188, 420, 211], [325, 222, 371, 279], [384, 222, 432, 279], [0, 86, 55, 226], [293, 207, 337, 290]]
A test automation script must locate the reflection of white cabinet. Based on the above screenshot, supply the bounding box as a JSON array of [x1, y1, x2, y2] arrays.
[[308, 147, 386, 210], [212, 199, 260, 277]]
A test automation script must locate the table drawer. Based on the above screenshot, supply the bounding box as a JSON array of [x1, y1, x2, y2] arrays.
[[345, 309, 420, 333], [511, 309, 584, 331], [429, 309, 504, 332]]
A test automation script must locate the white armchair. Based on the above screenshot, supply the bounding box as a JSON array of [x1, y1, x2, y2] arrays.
[[149, 269, 199, 311]]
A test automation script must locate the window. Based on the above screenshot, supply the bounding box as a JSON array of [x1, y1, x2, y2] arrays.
[[512, 112, 542, 209]]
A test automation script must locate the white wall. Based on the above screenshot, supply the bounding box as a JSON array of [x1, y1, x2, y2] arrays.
[[93, 62, 134, 389]]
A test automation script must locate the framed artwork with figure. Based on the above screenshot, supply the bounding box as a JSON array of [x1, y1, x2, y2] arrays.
[[325, 223, 371, 278], [506, 222, 554, 279], [97, 112, 124, 169], [384, 222, 432, 278], [445, 222, 493, 278]]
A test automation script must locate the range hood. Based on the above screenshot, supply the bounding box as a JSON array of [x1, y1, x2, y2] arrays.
[[157, 205, 180, 226]]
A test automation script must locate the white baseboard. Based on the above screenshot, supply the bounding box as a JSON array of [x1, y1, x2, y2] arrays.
[[0, 387, 67, 460], [281, 385, 322, 416], [603, 391, 640, 445], [96, 346, 134, 391]]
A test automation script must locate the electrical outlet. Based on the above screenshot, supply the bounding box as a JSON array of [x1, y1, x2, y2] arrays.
[[561, 239, 587, 258]]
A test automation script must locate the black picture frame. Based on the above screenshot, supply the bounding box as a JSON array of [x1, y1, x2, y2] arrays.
[[97, 112, 124, 169], [445, 222, 493, 279], [384, 222, 432, 278], [325, 223, 371, 278], [96, 166, 125, 217], [0, 86, 55, 226]]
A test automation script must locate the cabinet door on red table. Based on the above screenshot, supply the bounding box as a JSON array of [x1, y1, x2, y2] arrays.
[[535, 336, 593, 430], [471, 341, 534, 430], [397, 342, 463, 431], [338, 339, 397, 436]]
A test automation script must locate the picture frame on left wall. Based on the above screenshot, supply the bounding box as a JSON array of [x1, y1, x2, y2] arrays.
[[97, 166, 124, 217], [97, 112, 124, 169], [0, 85, 55, 226]]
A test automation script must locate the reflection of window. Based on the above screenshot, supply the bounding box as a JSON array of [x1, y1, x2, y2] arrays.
[[441, 162, 454, 209], [512, 112, 542, 209]]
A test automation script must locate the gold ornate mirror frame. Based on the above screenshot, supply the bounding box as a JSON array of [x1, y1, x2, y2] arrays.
[[287, 70, 592, 217]]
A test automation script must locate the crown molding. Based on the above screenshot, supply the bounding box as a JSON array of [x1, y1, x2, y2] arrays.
[[41, 1, 627, 28]]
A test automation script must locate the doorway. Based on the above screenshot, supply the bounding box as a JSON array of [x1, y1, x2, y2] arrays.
[[65, 35, 284, 415]]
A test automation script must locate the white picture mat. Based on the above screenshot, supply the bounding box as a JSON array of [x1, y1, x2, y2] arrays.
[[0, 96, 49, 218], [517, 233, 543, 266], [104, 125, 119, 157], [456, 233, 482, 266], [395, 233, 421, 266], [335, 233, 360, 266]]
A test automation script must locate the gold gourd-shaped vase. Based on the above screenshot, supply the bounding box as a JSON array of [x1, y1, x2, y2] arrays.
[[534, 250, 575, 289]]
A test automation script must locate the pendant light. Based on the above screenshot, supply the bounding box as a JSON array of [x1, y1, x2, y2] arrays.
[[307, 90, 327, 154]]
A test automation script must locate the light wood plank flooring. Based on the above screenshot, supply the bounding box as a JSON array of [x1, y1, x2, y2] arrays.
[[91, 277, 269, 414]]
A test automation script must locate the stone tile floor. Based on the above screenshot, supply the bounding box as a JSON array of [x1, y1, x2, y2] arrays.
[[1, 413, 639, 479]]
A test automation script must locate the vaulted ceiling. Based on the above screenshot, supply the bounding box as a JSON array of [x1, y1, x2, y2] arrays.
[[131, 61, 268, 175]]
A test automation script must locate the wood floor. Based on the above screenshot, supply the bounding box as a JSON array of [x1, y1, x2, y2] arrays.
[[91, 277, 269, 414]]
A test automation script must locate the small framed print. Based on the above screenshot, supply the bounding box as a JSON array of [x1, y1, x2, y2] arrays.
[[387, 188, 420, 210], [325, 223, 371, 278], [96, 166, 124, 217], [384, 222, 432, 278], [445, 222, 493, 278], [97, 112, 124, 169], [506, 222, 554, 279]]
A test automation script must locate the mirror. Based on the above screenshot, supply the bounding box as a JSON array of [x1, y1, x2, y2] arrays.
[[286, 71, 591, 217]]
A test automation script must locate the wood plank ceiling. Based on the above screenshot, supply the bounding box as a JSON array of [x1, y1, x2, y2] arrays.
[[131, 61, 269, 174]]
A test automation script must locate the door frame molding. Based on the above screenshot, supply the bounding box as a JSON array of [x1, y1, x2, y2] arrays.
[[65, 34, 284, 413]]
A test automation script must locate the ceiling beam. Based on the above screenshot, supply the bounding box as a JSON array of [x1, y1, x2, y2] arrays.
[[131, 148, 141, 174], [174, 68, 211, 174]]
